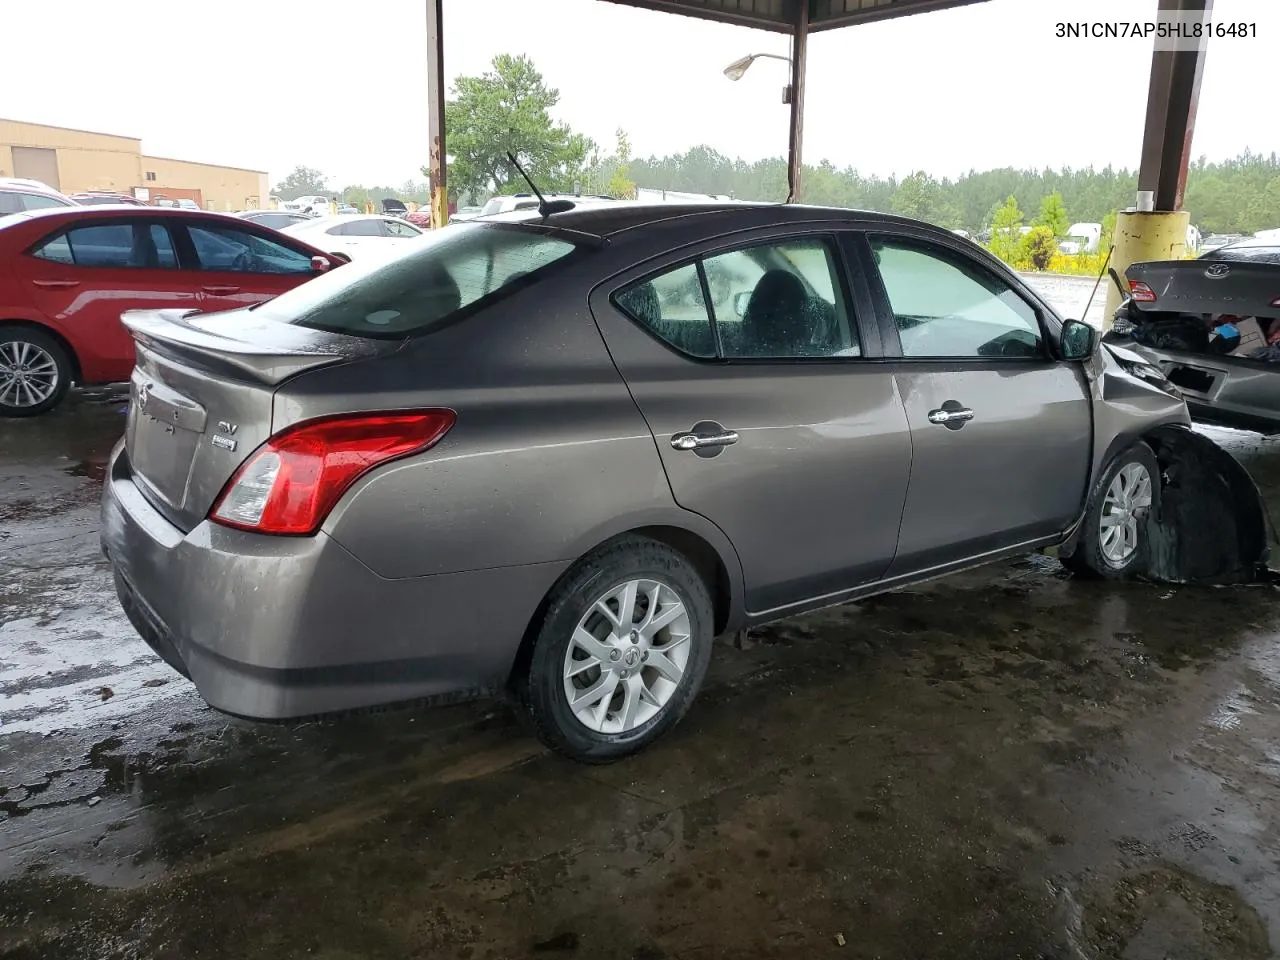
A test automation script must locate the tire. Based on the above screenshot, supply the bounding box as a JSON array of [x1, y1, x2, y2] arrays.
[[0, 327, 72, 417], [1063, 442, 1160, 580], [518, 536, 715, 763]]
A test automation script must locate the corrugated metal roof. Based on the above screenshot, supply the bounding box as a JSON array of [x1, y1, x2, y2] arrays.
[[598, 0, 986, 32]]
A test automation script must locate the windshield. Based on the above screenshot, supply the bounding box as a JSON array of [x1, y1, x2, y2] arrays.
[[260, 223, 584, 340], [480, 198, 505, 216]]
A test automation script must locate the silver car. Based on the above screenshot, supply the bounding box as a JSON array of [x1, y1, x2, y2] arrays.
[[1106, 237, 1280, 434], [101, 203, 1270, 762]]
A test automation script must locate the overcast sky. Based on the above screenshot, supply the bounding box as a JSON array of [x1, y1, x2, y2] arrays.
[[3, 0, 1277, 189]]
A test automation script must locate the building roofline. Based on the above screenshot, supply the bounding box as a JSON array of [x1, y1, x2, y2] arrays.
[[141, 154, 268, 175], [0, 117, 142, 143]]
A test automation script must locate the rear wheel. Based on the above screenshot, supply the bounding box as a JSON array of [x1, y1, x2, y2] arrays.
[[1064, 443, 1159, 580], [0, 327, 72, 417], [519, 537, 714, 763]]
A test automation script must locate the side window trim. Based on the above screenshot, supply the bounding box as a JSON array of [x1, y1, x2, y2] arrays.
[[693, 260, 725, 358], [610, 230, 873, 364], [862, 230, 1053, 364]]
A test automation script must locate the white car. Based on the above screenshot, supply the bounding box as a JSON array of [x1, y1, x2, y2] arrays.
[[284, 195, 332, 216], [475, 193, 616, 216], [280, 213, 423, 260]]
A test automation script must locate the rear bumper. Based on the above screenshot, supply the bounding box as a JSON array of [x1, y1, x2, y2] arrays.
[[100, 442, 566, 719], [1102, 335, 1280, 435]]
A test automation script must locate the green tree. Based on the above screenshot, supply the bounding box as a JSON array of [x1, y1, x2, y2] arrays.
[[273, 165, 328, 200], [987, 195, 1024, 263], [1021, 226, 1058, 270], [437, 54, 594, 200], [605, 128, 637, 200], [1034, 191, 1070, 238], [890, 171, 958, 227], [1098, 209, 1118, 257]]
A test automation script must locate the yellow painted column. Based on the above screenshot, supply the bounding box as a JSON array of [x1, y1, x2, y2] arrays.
[[1104, 210, 1189, 328]]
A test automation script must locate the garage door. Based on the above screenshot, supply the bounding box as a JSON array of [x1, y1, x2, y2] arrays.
[[12, 147, 60, 190]]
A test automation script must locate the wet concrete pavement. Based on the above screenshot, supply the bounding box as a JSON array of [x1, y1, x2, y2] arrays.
[[3, 382, 1279, 959]]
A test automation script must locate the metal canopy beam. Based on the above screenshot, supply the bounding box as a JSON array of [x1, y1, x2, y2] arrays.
[[1138, 0, 1212, 211], [596, 0, 987, 32]]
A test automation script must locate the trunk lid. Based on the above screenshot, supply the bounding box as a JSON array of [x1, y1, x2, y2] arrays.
[[121, 308, 394, 531], [1127, 259, 1280, 319]]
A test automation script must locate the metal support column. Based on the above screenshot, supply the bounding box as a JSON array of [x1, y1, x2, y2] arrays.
[[1104, 0, 1211, 324], [1137, 0, 1212, 211], [426, 0, 448, 228], [785, 0, 809, 204]]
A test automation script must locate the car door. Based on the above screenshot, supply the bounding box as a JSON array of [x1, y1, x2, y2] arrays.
[[180, 219, 319, 311], [590, 230, 912, 617], [22, 218, 194, 375], [855, 231, 1093, 576]]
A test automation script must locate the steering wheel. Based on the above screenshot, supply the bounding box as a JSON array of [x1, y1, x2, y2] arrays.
[[230, 250, 253, 271]]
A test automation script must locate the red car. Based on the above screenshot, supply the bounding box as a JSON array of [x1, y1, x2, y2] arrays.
[[0, 206, 343, 416]]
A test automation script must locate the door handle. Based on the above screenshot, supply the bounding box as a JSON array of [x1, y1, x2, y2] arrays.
[[928, 407, 975, 425], [671, 430, 739, 451], [201, 285, 241, 295], [32, 279, 80, 289]]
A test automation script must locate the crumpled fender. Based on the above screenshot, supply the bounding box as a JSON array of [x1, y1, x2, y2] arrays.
[[1141, 425, 1275, 584]]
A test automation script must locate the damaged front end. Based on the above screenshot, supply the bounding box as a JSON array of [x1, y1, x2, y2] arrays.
[[1061, 340, 1276, 584], [1142, 425, 1274, 584]]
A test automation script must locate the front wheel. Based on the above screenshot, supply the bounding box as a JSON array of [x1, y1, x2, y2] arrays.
[[518, 537, 714, 763], [0, 327, 72, 417], [1063, 443, 1160, 580]]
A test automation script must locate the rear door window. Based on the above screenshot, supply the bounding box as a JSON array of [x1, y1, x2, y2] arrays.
[[614, 236, 859, 360], [264, 224, 582, 339], [187, 222, 313, 274], [32, 222, 179, 269]]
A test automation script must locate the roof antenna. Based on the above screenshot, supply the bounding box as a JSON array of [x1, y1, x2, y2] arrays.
[[505, 151, 575, 217]]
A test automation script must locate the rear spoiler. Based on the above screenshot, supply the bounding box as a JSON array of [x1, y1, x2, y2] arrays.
[[121, 309, 357, 386]]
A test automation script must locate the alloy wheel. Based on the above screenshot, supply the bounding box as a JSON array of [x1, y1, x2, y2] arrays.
[[1099, 462, 1153, 566], [0, 340, 59, 409], [562, 578, 692, 734]]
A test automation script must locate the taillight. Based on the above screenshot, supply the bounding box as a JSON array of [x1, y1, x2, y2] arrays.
[[210, 410, 456, 535], [1129, 281, 1157, 303], [1270, 297, 1280, 308]]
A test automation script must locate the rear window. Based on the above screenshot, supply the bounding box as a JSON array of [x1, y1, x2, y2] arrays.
[[260, 223, 584, 339], [1201, 244, 1280, 264]]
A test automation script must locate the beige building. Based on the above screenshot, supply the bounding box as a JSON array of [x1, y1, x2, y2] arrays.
[[0, 119, 269, 212]]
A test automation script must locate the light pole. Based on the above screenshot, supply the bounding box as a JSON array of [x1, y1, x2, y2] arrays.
[[723, 7, 807, 203]]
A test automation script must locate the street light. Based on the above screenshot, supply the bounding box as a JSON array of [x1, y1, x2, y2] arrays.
[[722, 52, 792, 83], [723, 43, 806, 204]]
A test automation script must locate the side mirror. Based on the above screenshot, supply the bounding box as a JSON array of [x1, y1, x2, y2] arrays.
[[733, 290, 751, 318], [329, 251, 352, 265], [310, 255, 332, 273], [1060, 319, 1096, 361]]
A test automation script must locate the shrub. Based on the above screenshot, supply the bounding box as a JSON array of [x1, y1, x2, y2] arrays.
[[1021, 226, 1058, 271]]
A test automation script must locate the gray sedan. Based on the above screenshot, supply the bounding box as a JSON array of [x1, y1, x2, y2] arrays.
[[101, 203, 1270, 762], [1106, 237, 1280, 434]]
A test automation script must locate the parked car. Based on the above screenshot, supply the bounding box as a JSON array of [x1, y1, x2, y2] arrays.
[[283, 196, 333, 217], [0, 206, 344, 416], [236, 209, 312, 230], [98, 202, 1269, 763], [475, 193, 615, 217], [451, 205, 483, 222], [280, 213, 423, 260], [1106, 236, 1280, 434], [335, 203, 360, 216], [0, 178, 76, 214], [71, 192, 149, 207], [381, 198, 409, 219]]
